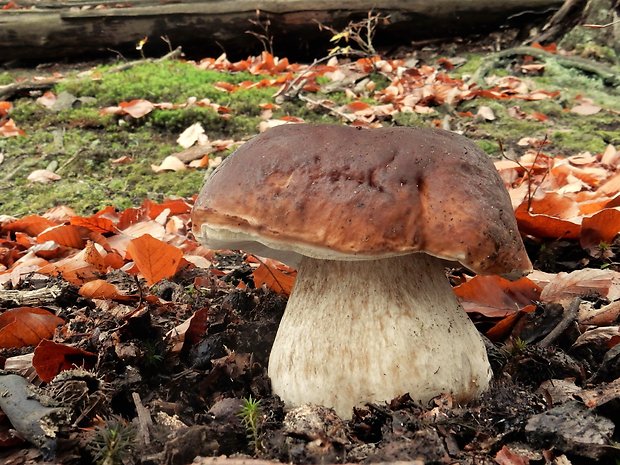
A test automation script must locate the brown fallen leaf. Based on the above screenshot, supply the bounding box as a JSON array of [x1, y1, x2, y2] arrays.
[[32, 339, 97, 382], [78, 279, 137, 302], [0, 307, 64, 349], [248, 256, 296, 296], [454, 276, 541, 318]]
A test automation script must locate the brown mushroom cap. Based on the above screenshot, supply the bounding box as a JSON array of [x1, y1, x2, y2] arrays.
[[192, 124, 531, 275]]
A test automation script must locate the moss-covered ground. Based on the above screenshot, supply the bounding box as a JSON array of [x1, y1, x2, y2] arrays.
[[0, 50, 618, 216]]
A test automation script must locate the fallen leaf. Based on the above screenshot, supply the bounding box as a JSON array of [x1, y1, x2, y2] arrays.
[[454, 276, 541, 318], [571, 102, 601, 116], [151, 155, 187, 173], [580, 208, 620, 249], [249, 256, 296, 295], [494, 445, 530, 465], [0, 307, 64, 349], [541, 268, 620, 304], [119, 99, 155, 118], [33, 339, 97, 382], [26, 169, 61, 183], [0, 119, 25, 137], [476, 105, 496, 121], [78, 279, 137, 302], [177, 122, 208, 148], [126, 234, 183, 285]]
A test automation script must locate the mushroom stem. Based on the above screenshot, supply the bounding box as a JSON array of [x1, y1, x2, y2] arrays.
[[267, 253, 492, 418]]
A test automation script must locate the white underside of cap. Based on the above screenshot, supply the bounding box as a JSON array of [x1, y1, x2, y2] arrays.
[[198, 223, 466, 268]]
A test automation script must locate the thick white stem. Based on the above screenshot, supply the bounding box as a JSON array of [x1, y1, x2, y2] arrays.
[[267, 254, 491, 418]]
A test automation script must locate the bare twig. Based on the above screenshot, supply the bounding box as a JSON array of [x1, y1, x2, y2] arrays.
[[538, 297, 581, 348], [132, 392, 153, 446]]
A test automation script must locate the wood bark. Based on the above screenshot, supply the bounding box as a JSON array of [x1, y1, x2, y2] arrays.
[[0, 0, 564, 63]]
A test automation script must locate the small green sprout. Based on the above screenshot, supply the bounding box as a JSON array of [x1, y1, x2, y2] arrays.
[[238, 396, 263, 455], [88, 416, 136, 465]]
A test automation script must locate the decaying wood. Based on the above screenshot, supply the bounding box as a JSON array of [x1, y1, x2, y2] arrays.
[[0, 282, 76, 307], [0, 0, 564, 63]]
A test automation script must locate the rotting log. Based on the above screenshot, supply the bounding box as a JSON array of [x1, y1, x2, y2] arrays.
[[0, 0, 564, 63]]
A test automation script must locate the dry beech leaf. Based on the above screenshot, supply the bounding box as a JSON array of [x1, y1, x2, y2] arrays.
[[151, 155, 187, 173], [70, 215, 117, 234], [78, 279, 137, 302], [486, 304, 537, 341], [0, 307, 64, 349], [476, 105, 496, 121], [454, 276, 541, 318], [126, 234, 183, 285], [177, 122, 208, 149], [33, 339, 97, 382], [515, 203, 581, 240], [579, 300, 620, 326], [494, 445, 530, 465], [26, 169, 61, 184], [119, 99, 155, 118], [541, 268, 620, 304], [570, 101, 601, 116], [144, 198, 191, 219], [37, 224, 85, 249], [0, 119, 25, 137], [37, 244, 105, 285], [580, 208, 620, 249], [2, 215, 57, 236], [248, 256, 296, 296]]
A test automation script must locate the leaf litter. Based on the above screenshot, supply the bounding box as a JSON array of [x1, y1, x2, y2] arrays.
[[0, 43, 619, 465]]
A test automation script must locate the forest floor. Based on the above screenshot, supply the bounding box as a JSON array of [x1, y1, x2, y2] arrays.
[[0, 25, 619, 465]]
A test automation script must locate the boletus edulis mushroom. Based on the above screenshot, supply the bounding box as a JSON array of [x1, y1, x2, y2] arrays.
[[191, 124, 531, 418]]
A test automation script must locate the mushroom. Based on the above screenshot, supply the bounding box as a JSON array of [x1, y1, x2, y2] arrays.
[[191, 124, 531, 418]]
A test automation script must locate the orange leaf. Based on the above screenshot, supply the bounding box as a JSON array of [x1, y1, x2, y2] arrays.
[[486, 304, 536, 341], [2, 215, 57, 236], [33, 340, 97, 382], [515, 195, 581, 240], [580, 208, 620, 248], [251, 257, 296, 296], [70, 215, 117, 234], [143, 198, 191, 219], [0, 307, 64, 348], [454, 276, 541, 318], [37, 224, 85, 249], [0, 119, 25, 137], [78, 279, 137, 302], [126, 234, 183, 285]]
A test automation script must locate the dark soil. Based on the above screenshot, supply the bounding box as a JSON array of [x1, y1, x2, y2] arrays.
[[1, 247, 619, 465]]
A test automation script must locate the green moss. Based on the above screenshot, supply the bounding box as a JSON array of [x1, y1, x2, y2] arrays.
[[0, 72, 12, 86], [55, 61, 267, 105], [453, 54, 484, 79]]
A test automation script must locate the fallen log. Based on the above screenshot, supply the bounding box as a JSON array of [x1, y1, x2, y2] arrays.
[[0, 0, 564, 63]]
